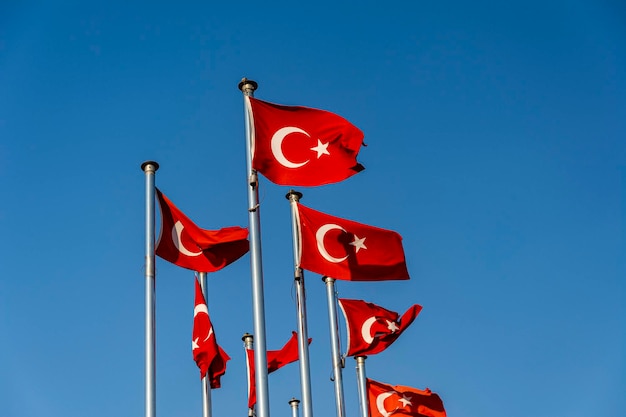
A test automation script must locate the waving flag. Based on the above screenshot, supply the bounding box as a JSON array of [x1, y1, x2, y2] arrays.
[[367, 378, 446, 417], [192, 279, 230, 387], [156, 188, 249, 273], [338, 298, 421, 356], [247, 96, 365, 186], [246, 332, 311, 407], [296, 203, 409, 281]]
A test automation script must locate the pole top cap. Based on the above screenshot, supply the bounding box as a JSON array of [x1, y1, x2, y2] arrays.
[[238, 78, 258, 92], [285, 190, 303, 201], [242, 332, 254, 342], [141, 161, 160, 172], [288, 398, 300, 405]]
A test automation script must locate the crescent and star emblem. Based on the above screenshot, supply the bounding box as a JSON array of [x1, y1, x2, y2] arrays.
[[172, 221, 202, 257], [270, 126, 330, 168], [192, 302, 214, 350], [315, 223, 368, 263], [361, 317, 401, 344], [376, 391, 413, 417]]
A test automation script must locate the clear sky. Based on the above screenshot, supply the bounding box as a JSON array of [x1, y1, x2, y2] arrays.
[[1, 1, 624, 417]]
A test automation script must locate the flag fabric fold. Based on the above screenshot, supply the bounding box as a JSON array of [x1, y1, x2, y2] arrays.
[[338, 298, 422, 357], [247, 96, 365, 186], [296, 203, 410, 281], [192, 279, 230, 388], [367, 378, 446, 417], [246, 332, 311, 407], [156, 188, 249, 273]]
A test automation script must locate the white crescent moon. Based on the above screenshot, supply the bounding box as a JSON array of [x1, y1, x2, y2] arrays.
[[316, 224, 348, 263], [173, 221, 202, 257], [194, 303, 208, 317], [271, 126, 310, 168], [193, 304, 214, 342], [376, 392, 394, 417], [361, 316, 377, 344]]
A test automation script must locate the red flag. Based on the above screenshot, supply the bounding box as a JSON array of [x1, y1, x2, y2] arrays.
[[192, 279, 230, 387], [156, 188, 249, 273], [367, 378, 446, 417], [246, 332, 311, 408], [296, 203, 410, 281], [338, 298, 421, 357], [247, 96, 365, 186]]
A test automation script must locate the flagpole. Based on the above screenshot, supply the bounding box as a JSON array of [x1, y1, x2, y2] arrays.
[[198, 272, 212, 417], [289, 398, 300, 417], [286, 190, 314, 417], [355, 356, 369, 417], [242, 333, 255, 417], [322, 277, 346, 417], [239, 78, 271, 417], [141, 160, 159, 417]]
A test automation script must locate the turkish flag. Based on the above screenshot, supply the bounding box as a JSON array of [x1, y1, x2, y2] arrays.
[[296, 203, 410, 281], [338, 298, 421, 356], [367, 378, 446, 417], [192, 279, 230, 387], [247, 96, 365, 186], [246, 332, 311, 408], [156, 188, 249, 273]]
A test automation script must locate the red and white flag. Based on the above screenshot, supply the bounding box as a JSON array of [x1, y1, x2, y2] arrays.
[[247, 96, 365, 186], [156, 188, 249, 273], [246, 332, 311, 407], [296, 203, 410, 281], [338, 298, 421, 357], [367, 378, 446, 417], [192, 279, 230, 388]]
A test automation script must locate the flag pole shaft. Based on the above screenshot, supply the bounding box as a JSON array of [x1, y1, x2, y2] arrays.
[[239, 79, 271, 417], [141, 160, 159, 417], [355, 356, 369, 417], [198, 272, 212, 417], [286, 191, 314, 417], [323, 277, 346, 417]]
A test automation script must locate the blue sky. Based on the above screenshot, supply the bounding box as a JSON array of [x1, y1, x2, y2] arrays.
[[1, 1, 624, 416]]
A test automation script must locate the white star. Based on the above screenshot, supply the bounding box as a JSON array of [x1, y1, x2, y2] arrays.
[[349, 235, 367, 253], [398, 395, 412, 408], [386, 320, 400, 333], [310, 139, 330, 158], [192, 337, 200, 350]]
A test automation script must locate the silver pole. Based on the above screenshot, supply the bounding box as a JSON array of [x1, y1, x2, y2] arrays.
[[198, 272, 212, 417], [289, 398, 301, 417], [355, 356, 369, 417], [323, 277, 346, 417], [239, 78, 271, 417], [141, 160, 159, 417], [242, 333, 255, 417], [286, 191, 314, 417]]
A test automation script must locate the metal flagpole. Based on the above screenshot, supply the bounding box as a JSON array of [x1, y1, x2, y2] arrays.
[[238, 78, 271, 417], [323, 277, 346, 417], [355, 356, 369, 417], [289, 398, 301, 417], [141, 160, 159, 417], [286, 191, 314, 417], [198, 272, 212, 417], [242, 333, 255, 417]]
